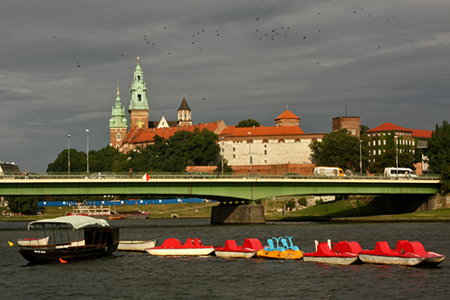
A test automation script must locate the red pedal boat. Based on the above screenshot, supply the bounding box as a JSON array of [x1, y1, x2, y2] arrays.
[[303, 240, 362, 265], [359, 241, 424, 266], [215, 238, 263, 258], [395, 240, 445, 266], [146, 238, 217, 256]]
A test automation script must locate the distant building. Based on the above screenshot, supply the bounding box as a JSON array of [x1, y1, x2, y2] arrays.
[[332, 116, 361, 137], [218, 110, 326, 174], [365, 122, 432, 173]]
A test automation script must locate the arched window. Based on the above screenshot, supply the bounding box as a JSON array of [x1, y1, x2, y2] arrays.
[[116, 133, 121, 141], [138, 94, 142, 101]]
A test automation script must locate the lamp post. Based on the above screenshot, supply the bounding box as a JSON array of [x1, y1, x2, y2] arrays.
[[221, 137, 224, 176], [359, 140, 363, 175], [394, 135, 398, 178], [248, 132, 252, 178], [86, 129, 89, 174], [68, 135, 71, 177]]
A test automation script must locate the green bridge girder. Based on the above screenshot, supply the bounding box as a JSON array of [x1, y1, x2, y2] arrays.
[[0, 178, 440, 202]]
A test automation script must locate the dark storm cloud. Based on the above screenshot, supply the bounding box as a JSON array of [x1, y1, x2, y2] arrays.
[[0, 0, 449, 171]]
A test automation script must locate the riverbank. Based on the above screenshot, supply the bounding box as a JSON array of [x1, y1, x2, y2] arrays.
[[2, 198, 450, 222]]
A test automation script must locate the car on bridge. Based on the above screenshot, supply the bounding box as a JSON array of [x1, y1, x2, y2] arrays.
[[283, 173, 301, 179], [88, 172, 118, 179]]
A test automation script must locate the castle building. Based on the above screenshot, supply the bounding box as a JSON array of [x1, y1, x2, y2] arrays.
[[109, 57, 217, 153], [218, 110, 326, 174]]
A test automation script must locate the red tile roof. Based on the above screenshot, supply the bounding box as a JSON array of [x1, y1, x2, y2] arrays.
[[222, 125, 305, 137], [124, 121, 222, 144], [366, 122, 433, 139], [275, 110, 300, 120], [411, 129, 432, 139], [366, 122, 412, 133]]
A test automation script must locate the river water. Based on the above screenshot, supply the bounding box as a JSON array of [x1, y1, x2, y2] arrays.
[[2, 219, 450, 299]]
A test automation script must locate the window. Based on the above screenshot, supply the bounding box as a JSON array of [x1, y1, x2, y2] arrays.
[[233, 154, 235, 159], [378, 149, 381, 155], [264, 150, 267, 155], [373, 150, 376, 155], [116, 133, 121, 141], [138, 94, 142, 101], [373, 140, 376, 146], [383, 140, 386, 145], [378, 140, 381, 146], [233, 148, 235, 152]]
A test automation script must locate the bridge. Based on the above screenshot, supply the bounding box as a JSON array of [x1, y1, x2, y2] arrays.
[[1, 176, 440, 223]]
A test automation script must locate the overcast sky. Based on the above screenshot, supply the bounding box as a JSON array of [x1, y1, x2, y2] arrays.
[[1, 0, 449, 172]]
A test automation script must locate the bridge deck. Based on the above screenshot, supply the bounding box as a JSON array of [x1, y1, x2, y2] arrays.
[[0, 178, 440, 201]]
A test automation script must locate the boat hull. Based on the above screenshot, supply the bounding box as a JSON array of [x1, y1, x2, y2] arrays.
[[146, 247, 215, 256], [118, 240, 157, 252], [18, 244, 118, 263], [358, 254, 424, 266], [257, 249, 303, 260], [215, 250, 257, 258], [303, 256, 359, 265]]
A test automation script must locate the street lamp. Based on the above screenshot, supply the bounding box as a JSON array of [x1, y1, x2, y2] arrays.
[[68, 135, 71, 177], [86, 129, 89, 174], [221, 137, 224, 176], [394, 135, 398, 178], [248, 132, 252, 178], [359, 140, 363, 175]]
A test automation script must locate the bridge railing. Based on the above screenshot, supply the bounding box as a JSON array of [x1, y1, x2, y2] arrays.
[[0, 172, 441, 181]]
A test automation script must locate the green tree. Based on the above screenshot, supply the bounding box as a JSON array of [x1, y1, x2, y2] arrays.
[[89, 146, 127, 172], [6, 196, 43, 215], [440, 165, 450, 193], [427, 120, 450, 174], [309, 129, 368, 172], [214, 158, 233, 173], [236, 119, 261, 128], [47, 149, 86, 173]]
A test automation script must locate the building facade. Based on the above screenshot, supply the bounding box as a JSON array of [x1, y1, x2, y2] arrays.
[[332, 116, 361, 137]]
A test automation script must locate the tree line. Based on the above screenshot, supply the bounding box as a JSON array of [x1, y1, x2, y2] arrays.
[[47, 128, 224, 174]]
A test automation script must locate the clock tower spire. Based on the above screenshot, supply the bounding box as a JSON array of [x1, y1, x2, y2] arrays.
[[128, 56, 150, 129], [109, 81, 128, 149]]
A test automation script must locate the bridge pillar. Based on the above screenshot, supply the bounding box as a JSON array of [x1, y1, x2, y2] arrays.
[[211, 204, 265, 224]]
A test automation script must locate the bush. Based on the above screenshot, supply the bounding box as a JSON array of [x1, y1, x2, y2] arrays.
[[6, 196, 43, 215], [298, 197, 307, 206], [315, 198, 324, 205], [285, 200, 296, 210]]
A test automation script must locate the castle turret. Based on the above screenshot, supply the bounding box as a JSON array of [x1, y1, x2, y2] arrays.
[[129, 57, 150, 129], [109, 82, 128, 149], [177, 95, 192, 126]]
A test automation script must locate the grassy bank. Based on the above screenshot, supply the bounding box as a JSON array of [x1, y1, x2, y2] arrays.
[[2, 198, 450, 222], [0, 202, 219, 222]]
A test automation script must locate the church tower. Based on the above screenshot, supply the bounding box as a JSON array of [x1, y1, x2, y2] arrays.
[[109, 82, 128, 149], [129, 57, 150, 129], [177, 95, 192, 126]]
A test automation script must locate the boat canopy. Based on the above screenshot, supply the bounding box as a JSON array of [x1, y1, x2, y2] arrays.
[[28, 216, 110, 230]]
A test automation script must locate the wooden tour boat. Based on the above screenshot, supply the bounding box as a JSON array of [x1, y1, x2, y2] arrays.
[[18, 216, 119, 263], [215, 238, 263, 258]]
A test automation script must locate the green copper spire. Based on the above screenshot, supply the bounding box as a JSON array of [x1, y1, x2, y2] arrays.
[[129, 56, 149, 111], [109, 82, 128, 128]]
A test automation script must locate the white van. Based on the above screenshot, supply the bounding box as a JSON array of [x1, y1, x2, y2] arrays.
[[384, 167, 417, 178], [313, 167, 345, 177]]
